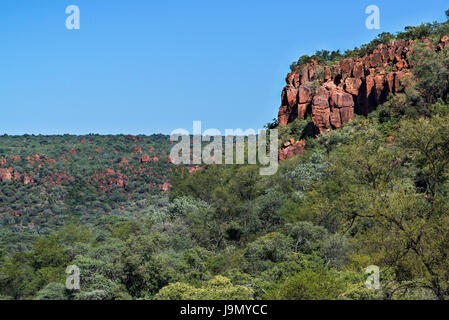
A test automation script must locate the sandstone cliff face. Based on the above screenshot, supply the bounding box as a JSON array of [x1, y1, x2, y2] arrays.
[[277, 36, 448, 160], [278, 39, 420, 131]]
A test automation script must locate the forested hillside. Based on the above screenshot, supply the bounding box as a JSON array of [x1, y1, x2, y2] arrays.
[[0, 134, 172, 244], [1, 11, 449, 300]]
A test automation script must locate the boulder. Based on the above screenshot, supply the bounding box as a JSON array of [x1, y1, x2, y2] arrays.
[[140, 155, 151, 163], [344, 78, 362, 96], [0, 168, 12, 182]]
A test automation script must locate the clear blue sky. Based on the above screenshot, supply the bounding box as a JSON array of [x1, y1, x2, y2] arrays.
[[0, 0, 448, 135]]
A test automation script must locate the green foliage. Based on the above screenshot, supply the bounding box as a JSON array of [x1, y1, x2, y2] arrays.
[[290, 50, 344, 71], [35, 283, 69, 300], [264, 269, 346, 300], [411, 42, 449, 104], [242, 233, 293, 274], [31, 236, 70, 270]]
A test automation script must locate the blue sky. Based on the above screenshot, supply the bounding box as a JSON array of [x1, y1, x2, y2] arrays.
[[0, 0, 448, 135]]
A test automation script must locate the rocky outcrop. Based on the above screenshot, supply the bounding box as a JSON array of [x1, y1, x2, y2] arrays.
[[0, 168, 13, 182], [160, 181, 171, 192], [118, 157, 129, 166], [438, 35, 449, 51], [133, 146, 143, 154], [279, 140, 306, 161], [89, 168, 129, 191], [277, 36, 449, 133], [13, 171, 21, 181], [0, 167, 36, 185], [23, 175, 34, 185]]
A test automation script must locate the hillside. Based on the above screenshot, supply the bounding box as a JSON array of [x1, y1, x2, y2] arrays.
[[0, 134, 172, 236]]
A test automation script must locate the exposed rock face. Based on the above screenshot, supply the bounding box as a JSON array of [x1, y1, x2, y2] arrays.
[[13, 171, 21, 182], [89, 169, 129, 191], [279, 140, 306, 161], [0, 168, 13, 182], [67, 148, 77, 156], [438, 35, 449, 51], [277, 37, 448, 133], [125, 135, 142, 142], [118, 157, 129, 166], [23, 175, 34, 185], [103, 168, 115, 176], [160, 181, 171, 192]]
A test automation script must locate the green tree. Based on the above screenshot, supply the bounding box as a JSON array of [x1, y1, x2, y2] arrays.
[[409, 42, 449, 104], [265, 269, 346, 300], [155, 276, 253, 300]]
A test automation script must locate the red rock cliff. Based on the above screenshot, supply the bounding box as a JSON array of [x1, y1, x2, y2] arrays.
[[277, 36, 449, 132]]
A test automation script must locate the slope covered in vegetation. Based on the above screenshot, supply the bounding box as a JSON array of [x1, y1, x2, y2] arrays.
[[0, 134, 172, 241]]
